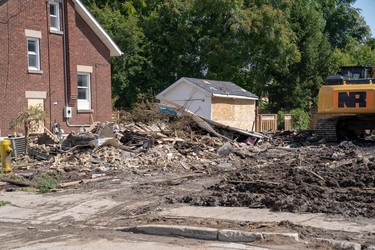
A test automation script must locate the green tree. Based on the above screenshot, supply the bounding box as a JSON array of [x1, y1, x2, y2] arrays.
[[143, 0, 202, 90], [266, 0, 334, 112], [235, 1, 300, 97], [333, 38, 375, 66], [143, 0, 300, 98], [82, 0, 374, 111], [318, 0, 371, 48], [86, 2, 150, 107]]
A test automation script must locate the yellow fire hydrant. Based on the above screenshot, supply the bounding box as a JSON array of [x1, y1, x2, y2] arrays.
[[1, 140, 12, 173]]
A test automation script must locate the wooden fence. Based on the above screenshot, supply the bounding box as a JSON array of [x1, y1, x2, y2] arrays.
[[255, 114, 293, 132], [284, 114, 293, 131], [256, 114, 278, 132]]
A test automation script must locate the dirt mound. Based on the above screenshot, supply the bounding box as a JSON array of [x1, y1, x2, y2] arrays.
[[182, 143, 375, 217]]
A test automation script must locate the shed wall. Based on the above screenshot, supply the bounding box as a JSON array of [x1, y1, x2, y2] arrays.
[[211, 97, 256, 131], [160, 81, 211, 119]]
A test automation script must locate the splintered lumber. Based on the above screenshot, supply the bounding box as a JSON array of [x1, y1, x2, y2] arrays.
[[297, 167, 325, 182], [42, 125, 60, 143], [0, 177, 39, 188], [159, 99, 268, 145], [59, 180, 81, 188], [156, 132, 167, 138], [180, 161, 190, 170], [233, 150, 253, 159], [87, 121, 101, 133], [202, 118, 269, 141], [161, 137, 185, 143], [160, 99, 230, 140]]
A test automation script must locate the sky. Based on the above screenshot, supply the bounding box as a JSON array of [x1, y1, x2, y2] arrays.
[[353, 0, 375, 37]]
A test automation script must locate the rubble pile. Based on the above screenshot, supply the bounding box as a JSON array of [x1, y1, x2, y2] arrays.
[[6, 117, 265, 187], [3, 112, 375, 219]]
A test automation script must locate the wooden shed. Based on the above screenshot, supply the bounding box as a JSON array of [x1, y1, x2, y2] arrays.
[[156, 77, 258, 131]]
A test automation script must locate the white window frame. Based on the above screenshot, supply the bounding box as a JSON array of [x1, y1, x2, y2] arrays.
[[49, 2, 60, 31], [27, 38, 40, 71], [77, 73, 91, 110]]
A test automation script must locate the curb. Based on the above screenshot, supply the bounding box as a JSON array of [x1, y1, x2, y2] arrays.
[[315, 238, 361, 250], [121, 224, 374, 249], [218, 229, 263, 242], [121, 224, 299, 243], [126, 225, 218, 240]]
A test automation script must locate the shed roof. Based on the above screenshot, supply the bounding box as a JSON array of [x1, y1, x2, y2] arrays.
[[182, 77, 258, 100]]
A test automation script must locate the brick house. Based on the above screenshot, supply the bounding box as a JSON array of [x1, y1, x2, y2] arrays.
[[0, 0, 122, 135]]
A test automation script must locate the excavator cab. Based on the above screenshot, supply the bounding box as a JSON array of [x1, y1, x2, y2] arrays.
[[339, 66, 373, 79], [324, 66, 374, 85]]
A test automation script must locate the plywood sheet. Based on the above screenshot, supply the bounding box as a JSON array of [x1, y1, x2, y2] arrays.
[[211, 97, 256, 131]]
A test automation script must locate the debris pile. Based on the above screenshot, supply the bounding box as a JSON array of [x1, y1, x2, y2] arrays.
[[2, 114, 270, 190], [2, 108, 374, 219]]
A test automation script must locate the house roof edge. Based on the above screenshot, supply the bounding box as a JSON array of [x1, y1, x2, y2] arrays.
[[73, 0, 123, 57]]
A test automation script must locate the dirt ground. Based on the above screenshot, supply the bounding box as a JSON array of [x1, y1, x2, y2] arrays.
[[1, 114, 375, 248], [182, 141, 375, 218]]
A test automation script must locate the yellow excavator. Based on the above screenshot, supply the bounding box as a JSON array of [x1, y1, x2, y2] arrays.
[[317, 66, 375, 141]]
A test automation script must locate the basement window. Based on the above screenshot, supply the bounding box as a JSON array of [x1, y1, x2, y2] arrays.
[[27, 38, 40, 71], [77, 73, 91, 110], [49, 2, 60, 31]]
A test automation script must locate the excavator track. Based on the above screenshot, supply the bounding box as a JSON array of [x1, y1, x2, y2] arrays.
[[316, 117, 338, 141]]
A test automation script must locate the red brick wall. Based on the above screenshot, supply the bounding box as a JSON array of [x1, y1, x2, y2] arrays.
[[0, 0, 112, 136]]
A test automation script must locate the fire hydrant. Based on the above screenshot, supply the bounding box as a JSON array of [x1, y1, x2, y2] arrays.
[[1, 140, 12, 173]]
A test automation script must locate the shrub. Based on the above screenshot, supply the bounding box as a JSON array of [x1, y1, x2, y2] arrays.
[[290, 109, 310, 130], [277, 109, 310, 130], [34, 173, 60, 193]]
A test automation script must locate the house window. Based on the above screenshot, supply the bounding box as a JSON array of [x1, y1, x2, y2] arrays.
[[77, 73, 91, 110], [49, 2, 60, 31], [27, 38, 40, 71]]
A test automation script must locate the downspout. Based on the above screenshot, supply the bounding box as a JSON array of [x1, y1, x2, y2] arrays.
[[62, 0, 91, 127], [62, 0, 68, 110], [46, 2, 52, 131]]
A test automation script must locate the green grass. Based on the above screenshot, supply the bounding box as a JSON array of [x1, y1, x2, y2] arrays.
[[0, 200, 10, 207], [34, 172, 60, 193]]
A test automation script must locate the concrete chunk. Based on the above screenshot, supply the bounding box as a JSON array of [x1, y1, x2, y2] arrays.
[[218, 229, 262, 242], [262, 232, 299, 241], [217, 142, 233, 156], [128, 225, 218, 240]]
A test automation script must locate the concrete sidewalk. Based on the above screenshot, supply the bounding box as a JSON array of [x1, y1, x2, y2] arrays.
[[159, 206, 375, 234], [1, 190, 374, 250]]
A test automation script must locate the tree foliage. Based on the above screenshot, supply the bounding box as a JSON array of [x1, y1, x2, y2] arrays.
[[82, 0, 375, 111]]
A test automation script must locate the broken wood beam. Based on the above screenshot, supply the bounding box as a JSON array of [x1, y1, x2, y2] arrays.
[[159, 99, 230, 140]]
